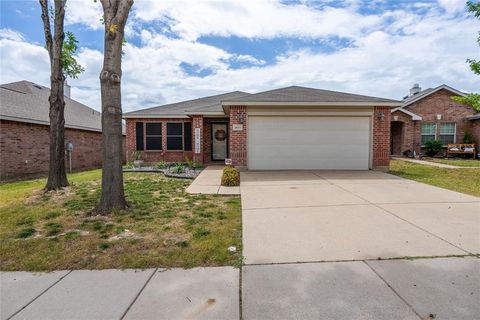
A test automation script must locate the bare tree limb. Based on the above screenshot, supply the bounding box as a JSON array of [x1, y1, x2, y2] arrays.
[[39, 0, 53, 63]]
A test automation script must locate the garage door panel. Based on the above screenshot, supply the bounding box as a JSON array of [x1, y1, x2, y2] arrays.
[[248, 116, 370, 170]]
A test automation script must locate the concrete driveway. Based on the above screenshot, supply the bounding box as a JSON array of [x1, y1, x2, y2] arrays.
[[241, 170, 480, 264]]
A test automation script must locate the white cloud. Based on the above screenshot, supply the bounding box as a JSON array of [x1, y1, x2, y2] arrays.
[[437, 0, 467, 14], [133, 0, 383, 41], [64, 0, 103, 30], [0, 28, 25, 41], [1, 0, 478, 114]]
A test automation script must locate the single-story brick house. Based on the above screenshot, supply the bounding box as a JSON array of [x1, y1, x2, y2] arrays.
[[0, 80, 125, 181], [124, 86, 402, 171], [390, 84, 480, 156]]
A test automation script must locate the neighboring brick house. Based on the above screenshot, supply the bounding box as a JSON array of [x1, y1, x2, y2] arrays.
[[0, 80, 125, 181], [124, 86, 401, 171], [390, 84, 479, 156]]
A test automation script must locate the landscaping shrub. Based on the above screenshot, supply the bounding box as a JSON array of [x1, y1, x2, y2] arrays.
[[221, 166, 240, 186], [462, 131, 475, 144], [172, 163, 185, 174], [156, 161, 169, 169], [185, 156, 202, 170], [424, 140, 443, 157]]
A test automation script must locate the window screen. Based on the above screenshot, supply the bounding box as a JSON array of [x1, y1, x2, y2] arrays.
[[167, 123, 183, 150], [135, 122, 144, 151], [145, 123, 162, 150], [184, 122, 192, 151], [421, 123, 436, 145], [439, 123, 455, 145]]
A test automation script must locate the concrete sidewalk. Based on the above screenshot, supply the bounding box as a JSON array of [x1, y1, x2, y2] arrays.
[[2, 257, 478, 320], [186, 166, 240, 195]]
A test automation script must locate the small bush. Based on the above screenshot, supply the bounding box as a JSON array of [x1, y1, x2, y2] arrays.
[[462, 131, 475, 144], [185, 156, 202, 170], [124, 161, 134, 169], [171, 163, 185, 174], [221, 166, 240, 186], [156, 161, 169, 169], [424, 140, 443, 157]]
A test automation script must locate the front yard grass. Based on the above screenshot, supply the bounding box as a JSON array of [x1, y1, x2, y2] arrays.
[[390, 160, 480, 196], [425, 158, 480, 168], [0, 170, 242, 271]]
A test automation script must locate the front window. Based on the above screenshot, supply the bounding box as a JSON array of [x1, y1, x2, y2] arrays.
[[439, 123, 456, 145], [421, 123, 436, 145], [167, 123, 183, 150], [145, 123, 162, 150]]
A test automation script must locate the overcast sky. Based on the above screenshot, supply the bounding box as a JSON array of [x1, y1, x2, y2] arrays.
[[0, 0, 478, 112]]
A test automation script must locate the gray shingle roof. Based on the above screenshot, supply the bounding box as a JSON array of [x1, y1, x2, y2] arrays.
[[124, 91, 250, 117], [0, 80, 103, 133], [223, 86, 401, 104]]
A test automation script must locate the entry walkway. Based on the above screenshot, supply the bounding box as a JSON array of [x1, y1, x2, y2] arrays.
[[185, 166, 240, 195]]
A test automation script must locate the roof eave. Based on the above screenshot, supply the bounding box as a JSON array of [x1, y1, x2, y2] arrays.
[[391, 107, 422, 121], [123, 114, 190, 119], [222, 101, 402, 107], [185, 111, 226, 116], [0, 115, 114, 133]]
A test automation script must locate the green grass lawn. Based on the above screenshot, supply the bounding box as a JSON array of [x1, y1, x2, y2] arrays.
[[425, 158, 480, 168], [390, 160, 480, 196], [0, 170, 242, 271]]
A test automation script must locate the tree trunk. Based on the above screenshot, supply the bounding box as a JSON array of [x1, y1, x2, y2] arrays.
[[96, 0, 133, 213], [40, 0, 69, 190]]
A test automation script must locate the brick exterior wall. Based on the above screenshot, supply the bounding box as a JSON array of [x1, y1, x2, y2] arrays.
[[391, 89, 478, 156], [0, 120, 124, 181], [372, 106, 391, 170], [229, 106, 247, 166], [125, 118, 195, 163]]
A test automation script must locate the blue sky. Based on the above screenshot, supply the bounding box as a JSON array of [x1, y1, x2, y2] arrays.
[[0, 0, 478, 112]]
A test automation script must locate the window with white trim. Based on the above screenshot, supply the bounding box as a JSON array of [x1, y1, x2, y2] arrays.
[[439, 123, 456, 145], [421, 123, 436, 145]]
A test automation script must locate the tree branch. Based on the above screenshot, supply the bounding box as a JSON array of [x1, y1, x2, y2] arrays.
[[39, 0, 53, 63]]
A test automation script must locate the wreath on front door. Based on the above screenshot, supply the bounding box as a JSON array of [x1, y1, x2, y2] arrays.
[[215, 129, 226, 141]]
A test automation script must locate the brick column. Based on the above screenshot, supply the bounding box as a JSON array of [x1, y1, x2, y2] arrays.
[[191, 115, 204, 164], [372, 106, 391, 171], [229, 106, 247, 167], [125, 119, 136, 161]]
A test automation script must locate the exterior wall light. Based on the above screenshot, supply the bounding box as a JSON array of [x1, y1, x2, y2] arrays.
[[436, 114, 442, 120], [238, 111, 246, 124], [393, 115, 399, 121], [378, 111, 385, 122]]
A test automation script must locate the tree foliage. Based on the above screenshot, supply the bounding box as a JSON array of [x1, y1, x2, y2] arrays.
[[62, 31, 84, 79], [452, 94, 480, 112], [466, 1, 480, 75], [451, 1, 480, 111]]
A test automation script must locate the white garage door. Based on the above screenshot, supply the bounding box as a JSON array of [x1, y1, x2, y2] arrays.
[[248, 116, 371, 170]]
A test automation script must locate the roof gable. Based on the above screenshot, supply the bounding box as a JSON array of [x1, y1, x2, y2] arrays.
[[402, 84, 466, 107]]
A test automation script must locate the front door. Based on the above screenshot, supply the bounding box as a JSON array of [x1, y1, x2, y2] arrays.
[[211, 123, 228, 161]]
